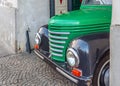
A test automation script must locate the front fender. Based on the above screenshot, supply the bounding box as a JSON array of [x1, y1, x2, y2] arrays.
[[37, 25, 49, 51], [68, 32, 109, 76], [69, 39, 91, 77]]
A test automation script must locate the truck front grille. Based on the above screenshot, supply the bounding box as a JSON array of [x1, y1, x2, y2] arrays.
[[49, 30, 70, 61]]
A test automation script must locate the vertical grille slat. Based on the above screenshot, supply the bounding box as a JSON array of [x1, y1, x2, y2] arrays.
[[49, 30, 70, 58]]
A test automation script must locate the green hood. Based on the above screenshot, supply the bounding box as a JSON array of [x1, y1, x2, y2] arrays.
[[49, 5, 112, 27], [48, 5, 112, 62]]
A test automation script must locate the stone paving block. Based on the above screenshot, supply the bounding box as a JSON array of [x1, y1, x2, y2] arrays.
[[0, 52, 76, 86]]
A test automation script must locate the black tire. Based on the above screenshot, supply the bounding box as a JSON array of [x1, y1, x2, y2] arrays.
[[93, 53, 109, 86]]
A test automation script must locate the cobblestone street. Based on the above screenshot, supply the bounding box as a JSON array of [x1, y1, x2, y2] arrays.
[[0, 52, 76, 86]]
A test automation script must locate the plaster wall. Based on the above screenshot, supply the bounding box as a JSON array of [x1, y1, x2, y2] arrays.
[[111, 0, 120, 25], [110, 26, 120, 86], [0, 6, 16, 52], [110, 0, 120, 86], [16, 0, 50, 52]]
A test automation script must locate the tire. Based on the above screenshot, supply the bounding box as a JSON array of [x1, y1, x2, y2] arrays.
[[93, 53, 109, 86]]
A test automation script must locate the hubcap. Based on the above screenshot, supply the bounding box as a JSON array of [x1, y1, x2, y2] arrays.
[[98, 60, 109, 86], [104, 69, 109, 86]]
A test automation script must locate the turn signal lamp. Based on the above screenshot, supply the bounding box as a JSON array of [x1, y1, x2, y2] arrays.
[[34, 44, 39, 49], [71, 68, 82, 77]]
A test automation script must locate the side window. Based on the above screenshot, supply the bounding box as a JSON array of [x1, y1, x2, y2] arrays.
[[83, 0, 112, 5], [82, 0, 101, 5], [96, 0, 112, 4]]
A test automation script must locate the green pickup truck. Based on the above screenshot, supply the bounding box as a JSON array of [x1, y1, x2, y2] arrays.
[[34, 0, 112, 86]]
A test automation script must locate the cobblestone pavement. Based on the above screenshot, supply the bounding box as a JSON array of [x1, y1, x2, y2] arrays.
[[0, 52, 77, 86]]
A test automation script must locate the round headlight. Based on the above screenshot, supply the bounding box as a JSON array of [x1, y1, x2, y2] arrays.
[[35, 33, 41, 44], [67, 48, 79, 67]]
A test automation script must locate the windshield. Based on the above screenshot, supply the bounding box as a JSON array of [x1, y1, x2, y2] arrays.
[[82, 0, 112, 5]]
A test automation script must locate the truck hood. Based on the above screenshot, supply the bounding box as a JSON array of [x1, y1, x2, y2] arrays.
[[49, 5, 112, 27]]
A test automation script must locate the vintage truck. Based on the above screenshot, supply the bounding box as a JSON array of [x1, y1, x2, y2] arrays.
[[34, 0, 112, 86]]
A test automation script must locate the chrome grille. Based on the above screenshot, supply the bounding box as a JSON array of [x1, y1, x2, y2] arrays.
[[49, 30, 70, 58]]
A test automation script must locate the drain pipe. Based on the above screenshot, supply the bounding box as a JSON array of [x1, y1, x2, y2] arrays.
[[26, 28, 31, 53]]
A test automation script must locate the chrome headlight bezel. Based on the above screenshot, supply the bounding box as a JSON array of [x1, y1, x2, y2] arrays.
[[35, 33, 41, 44], [35, 26, 48, 45], [66, 48, 80, 67]]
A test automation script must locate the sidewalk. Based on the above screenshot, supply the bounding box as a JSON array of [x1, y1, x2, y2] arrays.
[[0, 52, 76, 86]]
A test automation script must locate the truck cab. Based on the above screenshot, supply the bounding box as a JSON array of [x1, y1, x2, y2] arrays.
[[34, 0, 112, 86]]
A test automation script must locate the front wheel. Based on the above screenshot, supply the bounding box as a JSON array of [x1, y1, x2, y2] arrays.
[[93, 53, 109, 86]]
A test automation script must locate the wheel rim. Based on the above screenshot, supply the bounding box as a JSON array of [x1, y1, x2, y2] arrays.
[[98, 60, 109, 86]]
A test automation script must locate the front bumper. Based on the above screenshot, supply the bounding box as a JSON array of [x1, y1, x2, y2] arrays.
[[34, 49, 92, 86]]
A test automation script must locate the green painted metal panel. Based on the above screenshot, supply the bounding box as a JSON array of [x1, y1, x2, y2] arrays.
[[48, 5, 112, 62]]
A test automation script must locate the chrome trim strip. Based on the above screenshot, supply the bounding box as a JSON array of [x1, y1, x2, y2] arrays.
[[50, 43, 64, 48], [50, 47, 63, 53], [49, 30, 70, 35], [56, 67, 78, 84], [36, 33, 41, 39], [50, 39, 66, 44], [34, 50, 44, 59], [52, 52, 63, 57], [49, 34, 68, 40]]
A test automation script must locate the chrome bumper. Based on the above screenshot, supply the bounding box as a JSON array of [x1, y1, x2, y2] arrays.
[[34, 50, 92, 86]]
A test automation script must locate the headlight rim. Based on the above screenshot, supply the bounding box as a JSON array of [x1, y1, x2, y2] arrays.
[[67, 48, 80, 67], [38, 26, 48, 38], [35, 33, 41, 44]]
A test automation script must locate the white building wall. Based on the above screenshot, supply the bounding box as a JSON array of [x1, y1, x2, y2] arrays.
[[0, 0, 50, 52], [0, 0, 17, 52], [110, 0, 120, 86], [16, 0, 50, 52]]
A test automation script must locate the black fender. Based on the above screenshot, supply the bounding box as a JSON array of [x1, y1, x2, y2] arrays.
[[95, 47, 109, 68], [68, 32, 109, 77], [37, 25, 49, 51]]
